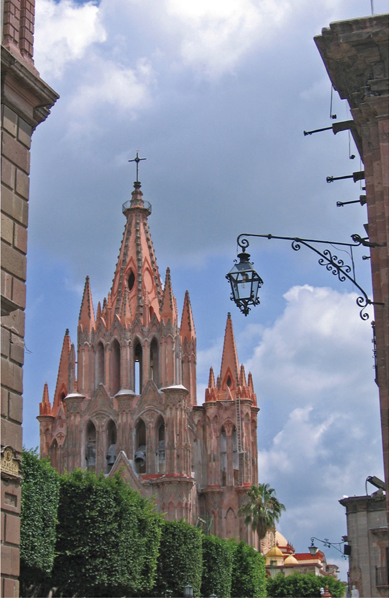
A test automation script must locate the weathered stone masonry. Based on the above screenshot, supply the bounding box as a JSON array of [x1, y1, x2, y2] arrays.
[[1, 1, 58, 595]]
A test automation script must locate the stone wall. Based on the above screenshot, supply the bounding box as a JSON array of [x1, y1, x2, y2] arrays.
[[1, 3, 59, 593]]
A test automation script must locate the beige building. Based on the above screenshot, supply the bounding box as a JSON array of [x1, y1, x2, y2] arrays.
[[265, 531, 339, 580], [1, 1, 58, 595], [340, 492, 387, 597]]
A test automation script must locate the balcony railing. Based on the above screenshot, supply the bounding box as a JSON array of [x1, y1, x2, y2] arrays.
[[122, 200, 152, 214]]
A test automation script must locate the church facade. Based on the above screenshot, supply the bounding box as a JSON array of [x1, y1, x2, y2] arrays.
[[38, 178, 259, 547]]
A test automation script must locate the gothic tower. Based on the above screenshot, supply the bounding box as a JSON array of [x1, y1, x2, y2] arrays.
[[38, 174, 258, 543], [193, 313, 259, 547]]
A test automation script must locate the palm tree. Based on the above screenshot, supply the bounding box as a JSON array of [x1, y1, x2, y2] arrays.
[[238, 483, 285, 551]]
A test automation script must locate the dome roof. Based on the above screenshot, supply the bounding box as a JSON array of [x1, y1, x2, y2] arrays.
[[275, 531, 288, 547], [266, 546, 284, 557], [284, 554, 299, 565]]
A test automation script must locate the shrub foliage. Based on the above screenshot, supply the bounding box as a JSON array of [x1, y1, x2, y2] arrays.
[[20, 449, 60, 596], [51, 469, 162, 597], [152, 519, 203, 597], [267, 572, 345, 598], [21, 455, 275, 598], [230, 540, 267, 598], [201, 534, 234, 598]]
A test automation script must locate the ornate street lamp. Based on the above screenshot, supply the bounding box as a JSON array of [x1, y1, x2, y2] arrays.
[[227, 233, 383, 320], [226, 249, 263, 316], [309, 539, 318, 555]]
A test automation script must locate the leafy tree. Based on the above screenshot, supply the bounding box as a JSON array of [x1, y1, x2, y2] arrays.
[[151, 519, 203, 598], [20, 448, 60, 597], [201, 534, 234, 598], [267, 572, 345, 598], [230, 540, 267, 598], [238, 483, 285, 550], [51, 469, 162, 597]]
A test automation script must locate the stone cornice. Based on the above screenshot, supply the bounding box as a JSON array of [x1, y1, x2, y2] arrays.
[[1, 45, 59, 129], [314, 14, 389, 110], [339, 493, 386, 513]]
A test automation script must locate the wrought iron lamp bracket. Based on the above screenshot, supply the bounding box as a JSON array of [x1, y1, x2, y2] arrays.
[[309, 536, 347, 559], [236, 233, 384, 321]]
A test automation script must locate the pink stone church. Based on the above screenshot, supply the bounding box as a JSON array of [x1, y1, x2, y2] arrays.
[[38, 177, 259, 547]]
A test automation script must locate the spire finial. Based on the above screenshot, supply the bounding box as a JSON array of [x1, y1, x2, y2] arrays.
[[128, 150, 146, 188]]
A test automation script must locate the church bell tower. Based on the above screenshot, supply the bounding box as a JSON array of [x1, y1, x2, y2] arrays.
[[38, 160, 259, 542]]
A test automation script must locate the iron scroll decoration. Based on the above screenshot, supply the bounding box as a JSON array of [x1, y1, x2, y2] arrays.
[[228, 233, 384, 321]]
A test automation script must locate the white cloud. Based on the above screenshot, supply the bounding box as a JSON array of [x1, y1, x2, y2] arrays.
[[244, 285, 382, 569], [34, 0, 106, 78], [165, 0, 293, 78], [247, 285, 374, 401], [68, 57, 155, 115]]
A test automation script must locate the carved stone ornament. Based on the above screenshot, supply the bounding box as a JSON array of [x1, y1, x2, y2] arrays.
[[55, 432, 66, 446], [1, 446, 21, 480], [93, 413, 109, 427], [223, 420, 234, 436]]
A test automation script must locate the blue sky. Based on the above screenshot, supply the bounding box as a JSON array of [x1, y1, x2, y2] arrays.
[[23, 0, 388, 579]]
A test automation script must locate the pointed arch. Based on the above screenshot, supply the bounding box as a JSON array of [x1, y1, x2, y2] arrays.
[[127, 268, 135, 292], [233, 426, 240, 484], [133, 338, 143, 394], [134, 418, 146, 474], [96, 341, 105, 386], [111, 338, 121, 396], [220, 427, 227, 487], [150, 337, 159, 387], [221, 366, 236, 392], [177, 502, 183, 520], [106, 419, 117, 473], [226, 507, 236, 538], [156, 416, 165, 473], [86, 420, 96, 472], [50, 438, 58, 470]]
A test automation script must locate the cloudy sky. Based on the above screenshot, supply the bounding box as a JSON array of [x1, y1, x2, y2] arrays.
[[23, 0, 388, 579]]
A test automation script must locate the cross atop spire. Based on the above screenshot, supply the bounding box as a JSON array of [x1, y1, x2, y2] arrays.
[[128, 150, 146, 188]]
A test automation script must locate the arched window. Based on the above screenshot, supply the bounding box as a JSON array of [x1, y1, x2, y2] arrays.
[[226, 507, 236, 538], [86, 421, 96, 472], [134, 340, 143, 394], [111, 339, 121, 396], [96, 342, 105, 386], [50, 439, 58, 470], [233, 426, 240, 484], [134, 419, 146, 474], [150, 338, 159, 386], [157, 419, 165, 473], [106, 420, 117, 473], [221, 427, 227, 487], [127, 269, 135, 291]]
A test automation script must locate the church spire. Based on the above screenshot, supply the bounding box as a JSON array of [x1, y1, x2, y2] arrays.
[[161, 267, 178, 325], [220, 313, 239, 395], [52, 329, 71, 415], [208, 367, 215, 388], [109, 170, 162, 325], [39, 382, 52, 416], [78, 276, 95, 333], [180, 291, 196, 344]]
